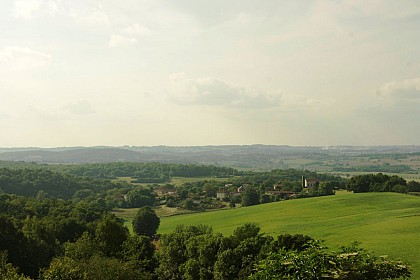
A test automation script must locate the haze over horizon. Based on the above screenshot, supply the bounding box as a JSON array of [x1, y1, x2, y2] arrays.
[[1, 1, 420, 147]]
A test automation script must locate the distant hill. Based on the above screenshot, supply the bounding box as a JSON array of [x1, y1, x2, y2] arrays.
[[0, 148, 150, 163], [1, 145, 420, 171]]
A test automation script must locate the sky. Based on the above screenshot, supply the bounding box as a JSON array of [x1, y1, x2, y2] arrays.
[[1, 0, 420, 147]]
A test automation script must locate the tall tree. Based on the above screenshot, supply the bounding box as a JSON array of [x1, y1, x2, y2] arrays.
[[121, 235, 156, 273], [0, 252, 31, 280], [125, 188, 155, 208], [95, 214, 129, 257], [132, 207, 160, 238], [241, 187, 260, 207]]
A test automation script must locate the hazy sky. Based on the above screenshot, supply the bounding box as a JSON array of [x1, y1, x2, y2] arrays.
[[1, 0, 420, 147]]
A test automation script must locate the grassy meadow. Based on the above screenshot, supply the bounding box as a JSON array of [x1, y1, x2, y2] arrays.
[[170, 176, 230, 186], [155, 192, 420, 278], [114, 176, 230, 187]]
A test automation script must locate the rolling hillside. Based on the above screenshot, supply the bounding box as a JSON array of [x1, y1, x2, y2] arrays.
[[158, 192, 420, 278]]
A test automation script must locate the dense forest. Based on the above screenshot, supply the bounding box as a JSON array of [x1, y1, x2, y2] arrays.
[[64, 162, 238, 181], [346, 173, 420, 193], [0, 168, 129, 199]]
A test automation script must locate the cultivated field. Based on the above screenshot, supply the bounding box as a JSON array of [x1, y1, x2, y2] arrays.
[[170, 176, 230, 186], [114, 176, 230, 187], [155, 192, 420, 278]]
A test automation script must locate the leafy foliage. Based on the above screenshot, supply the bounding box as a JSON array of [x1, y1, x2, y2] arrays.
[[274, 234, 315, 251], [95, 214, 129, 257], [65, 162, 238, 181], [41, 255, 150, 280], [125, 188, 155, 208], [121, 235, 156, 272], [132, 207, 160, 238], [0, 167, 128, 199], [0, 193, 108, 277], [156, 225, 216, 280], [0, 161, 416, 280], [241, 188, 260, 207], [250, 242, 411, 280], [346, 173, 410, 193], [0, 252, 31, 280]]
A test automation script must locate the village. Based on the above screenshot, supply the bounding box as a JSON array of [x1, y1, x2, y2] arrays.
[[150, 177, 326, 210]]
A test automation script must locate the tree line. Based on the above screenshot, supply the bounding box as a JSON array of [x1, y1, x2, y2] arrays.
[[346, 173, 420, 193], [0, 193, 107, 277], [333, 164, 414, 173], [0, 168, 129, 199], [64, 162, 239, 181]]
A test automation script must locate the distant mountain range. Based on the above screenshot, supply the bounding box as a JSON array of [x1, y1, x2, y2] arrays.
[[1, 145, 420, 170]]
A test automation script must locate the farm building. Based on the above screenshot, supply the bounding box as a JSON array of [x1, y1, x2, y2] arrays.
[[304, 178, 320, 188]]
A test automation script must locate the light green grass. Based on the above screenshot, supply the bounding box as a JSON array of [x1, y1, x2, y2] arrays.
[[113, 206, 198, 234], [158, 192, 420, 278], [170, 176, 230, 186], [114, 176, 230, 187], [327, 172, 420, 181]]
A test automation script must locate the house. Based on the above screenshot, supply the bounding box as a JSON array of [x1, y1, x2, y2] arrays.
[[237, 184, 249, 193], [273, 183, 283, 190], [155, 186, 176, 197], [215, 184, 251, 198], [304, 178, 320, 188], [266, 183, 295, 197], [216, 189, 230, 199]]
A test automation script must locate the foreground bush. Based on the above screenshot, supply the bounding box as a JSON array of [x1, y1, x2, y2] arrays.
[[250, 242, 410, 280]]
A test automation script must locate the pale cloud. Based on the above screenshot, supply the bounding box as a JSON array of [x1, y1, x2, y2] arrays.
[[122, 23, 151, 37], [13, 0, 61, 19], [108, 23, 151, 48], [17, 100, 95, 123], [335, 0, 420, 21], [376, 78, 420, 100], [108, 35, 137, 48], [62, 100, 95, 115], [0, 112, 11, 120], [67, 3, 110, 25], [0, 46, 51, 71], [13, 0, 43, 19], [2, 0, 420, 146], [13, 0, 109, 25], [83, 10, 109, 25], [168, 73, 281, 109], [280, 94, 334, 112]]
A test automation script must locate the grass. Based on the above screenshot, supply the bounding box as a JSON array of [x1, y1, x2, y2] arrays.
[[281, 153, 420, 176], [113, 176, 230, 187], [327, 171, 420, 182], [170, 176, 230, 186], [113, 206, 198, 234], [156, 192, 420, 278]]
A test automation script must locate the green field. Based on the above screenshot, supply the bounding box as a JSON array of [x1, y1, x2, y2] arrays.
[[113, 206, 196, 231], [156, 192, 420, 278], [114, 176, 230, 187], [170, 176, 230, 186]]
